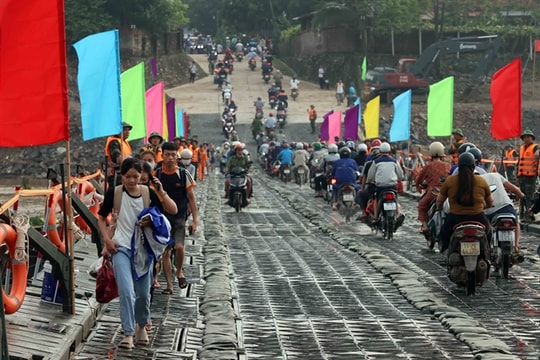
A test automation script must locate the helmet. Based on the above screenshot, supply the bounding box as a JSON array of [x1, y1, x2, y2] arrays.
[[380, 142, 391, 153], [328, 144, 338, 153], [371, 139, 382, 147], [313, 142, 322, 151], [371, 148, 381, 158], [269, 112, 274, 116], [457, 142, 476, 155], [429, 141, 445, 157], [180, 149, 193, 159], [466, 147, 482, 163], [358, 143, 368, 152], [296, 142, 303, 150], [458, 152, 475, 167], [337, 141, 346, 149], [346, 141, 355, 150], [339, 146, 351, 158]]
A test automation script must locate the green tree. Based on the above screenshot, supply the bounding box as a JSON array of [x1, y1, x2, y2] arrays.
[[64, 0, 114, 45]]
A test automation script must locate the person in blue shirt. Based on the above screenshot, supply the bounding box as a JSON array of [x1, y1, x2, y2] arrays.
[[332, 146, 359, 210], [347, 83, 357, 107], [277, 143, 293, 166]]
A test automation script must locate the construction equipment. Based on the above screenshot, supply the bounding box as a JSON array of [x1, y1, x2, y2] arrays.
[[362, 35, 501, 102]]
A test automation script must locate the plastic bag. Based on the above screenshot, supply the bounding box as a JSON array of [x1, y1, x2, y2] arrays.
[[95, 256, 118, 303], [88, 256, 103, 279]]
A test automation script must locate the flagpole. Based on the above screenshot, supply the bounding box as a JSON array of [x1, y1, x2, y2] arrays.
[[65, 140, 76, 315], [533, 48, 536, 98]]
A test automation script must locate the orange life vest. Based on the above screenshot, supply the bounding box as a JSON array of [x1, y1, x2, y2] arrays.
[[105, 136, 132, 175], [503, 149, 517, 169], [517, 143, 538, 177], [191, 147, 200, 162], [308, 108, 317, 121]]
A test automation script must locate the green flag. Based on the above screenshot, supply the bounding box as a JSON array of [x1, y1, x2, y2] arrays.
[[361, 56, 367, 81], [121, 62, 147, 140], [427, 76, 454, 136]]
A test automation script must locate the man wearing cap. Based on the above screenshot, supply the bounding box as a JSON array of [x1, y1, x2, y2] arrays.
[[104, 122, 133, 188], [142, 132, 164, 164], [448, 128, 465, 165], [517, 129, 539, 220]]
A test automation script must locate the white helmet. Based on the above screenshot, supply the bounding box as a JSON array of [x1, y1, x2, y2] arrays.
[[346, 141, 355, 149], [180, 149, 193, 159], [380, 142, 391, 153], [429, 141, 445, 157], [328, 144, 338, 153], [358, 143, 368, 152], [296, 142, 303, 150]]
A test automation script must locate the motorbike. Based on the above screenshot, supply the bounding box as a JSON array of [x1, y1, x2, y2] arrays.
[[323, 176, 336, 203], [268, 95, 277, 109], [249, 58, 256, 71], [224, 60, 234, 74], [254, 108, 264, 120], [263, 72, 271, 84], [420, 180, 445, 250], [208, 59, 216, 73], [228, 167, 249, 212], [337, 183, 358, 223], [276, 108, 287, 129], [295, 166, 308, 187], [490, 212, 521, 278], [366, 190, 399, 240], [291, 88, 299, 101], [223, 88, 232, 106], [223, 120, 235, 140], [269, 160, 281, 177], [280, 164, 292, 183], [446, 184, 497, 295], [309, 159, 323, 190], [235, 52, 244, 62]]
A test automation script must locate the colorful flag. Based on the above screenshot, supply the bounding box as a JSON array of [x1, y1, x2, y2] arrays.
[[363, 96, 380, 139], [427, 76, 454, 136], [121, 62, 146, 141], [319, 110, 334, 141], [145, 82, 165, 142], [0, 0, 69, 146], [166, 99, 176, 141], [354, 97, 362, 124], [328, 111, 342, 143], [74, 30, 122, 141], [162, 94, 168, 140], [390, 90, 412, 142], [344, 105, 359, 140], [490, 58, 522, 140], [177, 109, 185, 137], [150, 56, 158, 78], [361, 56, 367, 81]]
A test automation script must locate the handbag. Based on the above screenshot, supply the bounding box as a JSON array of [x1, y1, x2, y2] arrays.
[[95, 255, 118, 303]]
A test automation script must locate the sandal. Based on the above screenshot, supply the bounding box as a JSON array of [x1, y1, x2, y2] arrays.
[[135, 325, 149, 345], [177, 277, 188, 289], [162, 288, 173, 295], [119, 335, 134, 349]]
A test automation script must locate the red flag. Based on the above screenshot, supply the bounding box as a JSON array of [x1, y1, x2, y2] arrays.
[[0, 0, 69, 147], [490, 58, 521, 140], [535, 40, 540, 52]]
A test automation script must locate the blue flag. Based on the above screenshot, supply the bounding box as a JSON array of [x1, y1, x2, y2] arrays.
[[177, 109, 185, 137], [354, 97, 362, 124], [74, 30, 122, 141], [389, 90, 411, 142]]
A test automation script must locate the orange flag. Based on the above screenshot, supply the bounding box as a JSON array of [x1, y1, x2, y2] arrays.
[[0, 0, 69, 146], [490, 58, 522, 140]]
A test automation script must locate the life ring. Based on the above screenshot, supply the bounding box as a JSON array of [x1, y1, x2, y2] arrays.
[[74, 181, 98, 234], [46, 190, 66, 254], [0, 223, 27, 314]]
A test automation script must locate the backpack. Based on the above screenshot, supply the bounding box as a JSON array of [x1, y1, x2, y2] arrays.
[[113, 185, 150, 214]]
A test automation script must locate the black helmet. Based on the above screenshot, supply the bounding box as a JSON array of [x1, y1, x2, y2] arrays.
[[458, 152, 475, 167], [337, 141, 346, 149], [457, 142, 476, 155], [466, 147, 482, 163], [339, 146, 351, 158]]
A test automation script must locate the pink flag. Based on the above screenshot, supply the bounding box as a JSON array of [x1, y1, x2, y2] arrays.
[[145, 82, 164, 142], [328, 111, 341, 144]]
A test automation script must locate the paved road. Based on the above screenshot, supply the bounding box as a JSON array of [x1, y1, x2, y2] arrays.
[[72, 53, 540, 359]]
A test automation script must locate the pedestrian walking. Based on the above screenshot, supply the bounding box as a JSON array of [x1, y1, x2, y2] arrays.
[[308, 105, 317, 134], [189, 61, 197, 83]]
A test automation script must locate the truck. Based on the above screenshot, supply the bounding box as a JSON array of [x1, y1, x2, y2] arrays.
[[362, 35, 501, 102]]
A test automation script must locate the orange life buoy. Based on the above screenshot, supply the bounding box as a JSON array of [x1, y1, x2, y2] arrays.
[[0, 223, 27, 314], [75, 181, 98, 234], [46, 190, 66, 254]]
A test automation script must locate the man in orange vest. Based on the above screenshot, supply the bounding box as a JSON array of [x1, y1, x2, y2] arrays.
[[105, 122, 133, 189], [190, 139, 200, 181], [141, 132, 164, 164], [517, 129, 539, 221], [448, 128, 465, 165], [308, 105, 317, 134], [502, 144, 518, 184]]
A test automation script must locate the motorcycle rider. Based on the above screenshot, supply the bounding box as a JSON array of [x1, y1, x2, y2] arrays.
[[415, 141, 451, 234], [366, 142, 405, 226], [228, 100, 238, 122], [277, 88, 289, 109], [224, 143, 253, 199], [292, 142, 310, 182], [264, 112, 277, 138], [273, 69, 283, 89], [314, 144, 340, 197], [436, 152, 494, 254], [267, 84, 279, 104], [253, 97, 264, 113], [276, 143, 294, 174], [290, 76, 300, 95], [356, 147, 381, 219], [481, 172, 524, 252], [221, 80, 232, 103], [262, 60, 273, 77], [331, 146, 360, 210], [355, 143, 368, 168]]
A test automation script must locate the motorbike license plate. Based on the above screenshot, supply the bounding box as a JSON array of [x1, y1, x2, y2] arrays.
[[342, 193, 354, 202], [383, 202, 397, 210], [460, 241, 480, 256], [298, 168, 305, 174], [283, 169, 290, 174], [498, 231, 515, 244]]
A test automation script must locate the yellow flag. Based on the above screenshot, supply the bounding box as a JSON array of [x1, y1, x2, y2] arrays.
[[162, 93, 168, 140], [363, 96, 380, 139]]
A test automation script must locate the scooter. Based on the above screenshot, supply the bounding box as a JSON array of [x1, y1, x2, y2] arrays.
[[295, 166, 308, 188], [223, 88, 232, 106], [249, 58, 256, 71], [235, 52, 243, 62], [228, 167, 248, 212], [366, 190, 401, 240], [337, 183, 357, 223], [263, 72, 271, 84], [276, 108, 287, 129], [490, 212, 521, 278], [291, 88, 299, 100], [280, 164, 292, 183]]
